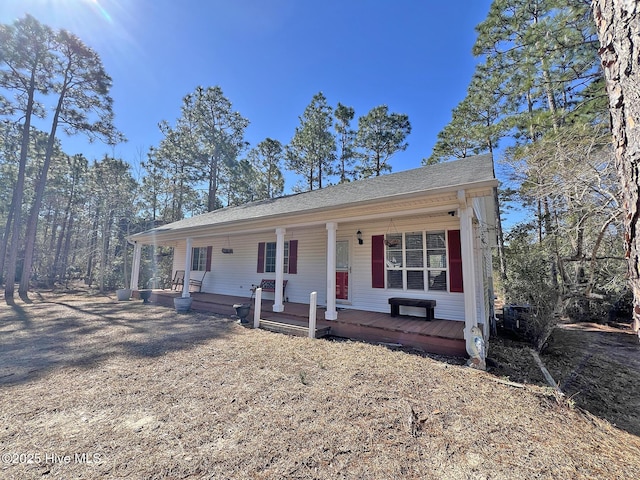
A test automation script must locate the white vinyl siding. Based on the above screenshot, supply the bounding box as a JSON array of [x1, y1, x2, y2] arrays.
[[170, 212, 478, 322]]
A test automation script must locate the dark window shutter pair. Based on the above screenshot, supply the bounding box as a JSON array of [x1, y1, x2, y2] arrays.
[[371, 231, 463, 291], [257, 240, 298, 274]]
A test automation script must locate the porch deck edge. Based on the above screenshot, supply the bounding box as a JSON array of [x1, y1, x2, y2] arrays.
[[258, 319, 331, 338], [328, 320, 467, 356], [146, 290, 467, 357]]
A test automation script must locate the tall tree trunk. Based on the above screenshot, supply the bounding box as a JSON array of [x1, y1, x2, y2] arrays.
[[60, 214, 75, 286], [537, 199, 543, 243], [53, 208, 69, 285], [99, 219, 106, 292], [0, 198, 15, 285], [5, 82, 37, 300], [592, 0, 640, 335], [19, 83, 66, 296], [488, 132, 507, 283], [543, 198, 560, 290], [541, 63, 560, 131], [208, 154, 218, 212], [53, 172, 77, 283], [86, 210, 99, 285], [47, 207, 59, 261], [494, 187, 508, 282]]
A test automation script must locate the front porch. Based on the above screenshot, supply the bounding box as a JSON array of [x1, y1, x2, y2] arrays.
[[143, 290, 467, 356]]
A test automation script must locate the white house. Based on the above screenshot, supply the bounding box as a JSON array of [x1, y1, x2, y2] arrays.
[[128, 154, 499, 355]]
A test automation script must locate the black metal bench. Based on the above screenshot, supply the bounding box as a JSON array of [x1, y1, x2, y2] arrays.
[[388, 298, 436, 321], [251, 279, 288, 299]]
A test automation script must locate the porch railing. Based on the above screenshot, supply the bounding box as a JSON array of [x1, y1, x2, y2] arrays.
[[252, 287, 319, 338]]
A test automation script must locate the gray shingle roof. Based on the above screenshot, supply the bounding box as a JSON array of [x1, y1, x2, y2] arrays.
[[132, 154, 495, 238]]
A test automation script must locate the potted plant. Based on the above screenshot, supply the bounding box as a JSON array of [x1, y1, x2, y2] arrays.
[[174, 296, 193, 313], [233, 303, 251, 324], [116, 288, 131, 301], [139, 289, 152, 303]]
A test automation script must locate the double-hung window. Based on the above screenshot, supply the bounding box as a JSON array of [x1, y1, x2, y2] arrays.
[[264, 241, 289, 273], [191, 247, 208, 271], [426, 232, 447, 291], [384, 231, 448, 291], [257, 240, 298, 274]]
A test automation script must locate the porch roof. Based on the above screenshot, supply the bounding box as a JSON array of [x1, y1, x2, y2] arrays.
[[130, 154, 496, 243]]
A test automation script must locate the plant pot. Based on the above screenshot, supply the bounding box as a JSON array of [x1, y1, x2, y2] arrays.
[[233, 303, 251, 324], [174, 296, 193, 313], [116, 288, 132, 301], [139, 289, 152, 304]]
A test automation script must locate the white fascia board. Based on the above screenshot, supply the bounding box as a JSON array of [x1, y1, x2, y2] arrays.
[[128, 179, 498, 245]]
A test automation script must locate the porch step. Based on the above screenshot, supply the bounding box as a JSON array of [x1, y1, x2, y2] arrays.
[[258, 319, 331, 338]]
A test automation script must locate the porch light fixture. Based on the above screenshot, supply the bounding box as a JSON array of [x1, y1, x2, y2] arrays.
[[357, 230, 363, 245]]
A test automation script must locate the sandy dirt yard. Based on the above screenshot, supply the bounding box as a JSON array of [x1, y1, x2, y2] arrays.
[[1, 290, 639, 479]]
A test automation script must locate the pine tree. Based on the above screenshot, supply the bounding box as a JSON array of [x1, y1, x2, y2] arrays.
[[247, 138, 285, 199], [428, 0, 605, 297], [355, 105, 410, 178], [286, 92, 336, 191], [19, 27, 123, 296], [0, 15, 54, 300], [334, 103, 357, 183]]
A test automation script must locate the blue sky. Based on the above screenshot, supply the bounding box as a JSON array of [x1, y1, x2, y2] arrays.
[[1, 0, 492, 190]]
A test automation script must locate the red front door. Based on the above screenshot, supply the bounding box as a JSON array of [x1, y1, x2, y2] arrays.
[[336, 240, 349, 301], [336, 271, 349, 300]]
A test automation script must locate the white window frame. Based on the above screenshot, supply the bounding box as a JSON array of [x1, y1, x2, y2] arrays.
[[385, 231, 448, 291], [264, 241, 289, 274], [191, 247, 208, 271]]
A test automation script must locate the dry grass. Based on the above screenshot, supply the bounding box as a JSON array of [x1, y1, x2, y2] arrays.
[[1, 290, 639, 479]]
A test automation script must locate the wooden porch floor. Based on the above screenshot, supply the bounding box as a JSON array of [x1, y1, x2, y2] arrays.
[[144, 290, 467, 357]]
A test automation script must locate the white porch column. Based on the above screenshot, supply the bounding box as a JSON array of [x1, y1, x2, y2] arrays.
[[325, 222, 338, 320], [460, 199, 479, 349], [182, 237, 193, 298], [130, 242, 142, 290], [273, 228, 286, 312]]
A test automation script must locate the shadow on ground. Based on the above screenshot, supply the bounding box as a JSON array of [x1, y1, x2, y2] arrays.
[[0, 293, 235, 386], [489, 322, 640, 438]]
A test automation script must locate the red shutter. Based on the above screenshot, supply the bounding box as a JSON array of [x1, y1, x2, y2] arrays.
[[448, 230, 463, 293], [257, 242, 265, 273], [205, 246, 212, 272], [372, 235, 385, 289], [288, 240, 298, 274]]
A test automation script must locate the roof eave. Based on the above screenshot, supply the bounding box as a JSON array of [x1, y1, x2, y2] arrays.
[[128, 177, 498, 245]]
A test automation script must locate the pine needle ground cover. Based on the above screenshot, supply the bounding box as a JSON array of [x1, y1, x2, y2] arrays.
[[1, 292, 639, 479]]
